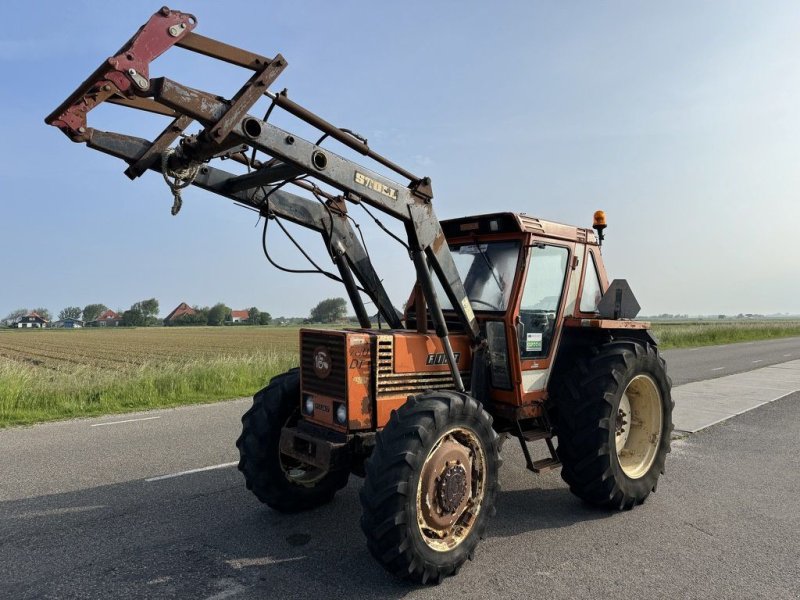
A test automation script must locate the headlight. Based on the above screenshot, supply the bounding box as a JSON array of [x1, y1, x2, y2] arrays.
[[303, 396, 314, 415], [335, 403, 347, 425]]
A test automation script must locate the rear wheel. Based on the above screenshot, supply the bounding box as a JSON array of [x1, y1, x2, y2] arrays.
[[236, 368, 349, 512], [360, 391, 501, 584], [552, 341, 673, 509]]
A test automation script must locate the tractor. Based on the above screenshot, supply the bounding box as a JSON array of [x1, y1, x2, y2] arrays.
[[46, 7, 673, 584]]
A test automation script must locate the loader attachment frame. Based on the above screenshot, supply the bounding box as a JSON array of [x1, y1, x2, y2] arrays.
[[45, 7, 480, 388]]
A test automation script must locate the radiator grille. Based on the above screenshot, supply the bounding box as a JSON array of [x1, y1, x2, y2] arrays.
[[377, 372, 471, 396], [376, 336, 393, 376], [375, 335, 469, 396], [301, 332, 347, 399]]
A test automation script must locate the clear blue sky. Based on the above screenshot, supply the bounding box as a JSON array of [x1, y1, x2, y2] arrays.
[[2, 1, 799, 318]]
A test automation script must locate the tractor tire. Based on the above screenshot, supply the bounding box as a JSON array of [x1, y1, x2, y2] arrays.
[[359, 391, 501, 584], [236, 368, 349, 512], [552, 340, 673, 509]]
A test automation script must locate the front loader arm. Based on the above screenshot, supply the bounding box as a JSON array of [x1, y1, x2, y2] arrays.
[[87, 128, 402, 330], [46, 6, 479, 389]]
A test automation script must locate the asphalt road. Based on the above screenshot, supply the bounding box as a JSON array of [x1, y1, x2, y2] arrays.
[[661, 335, 800, 385], [2, 338, 799, 599]]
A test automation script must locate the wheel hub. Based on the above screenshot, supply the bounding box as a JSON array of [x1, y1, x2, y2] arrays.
[[615, 374, 663, 479], [616, 408, 628, 434], [436, 463, 467, 514], [615, 391, 632, 453], [416, 428, 486, 552]]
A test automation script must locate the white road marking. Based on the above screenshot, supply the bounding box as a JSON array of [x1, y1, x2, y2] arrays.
[[3, 505, 105, 520], [752, 360, 763, 364], [226, 556, 306, 570], [146, 461, 238, 482], [784, 354, 793, 357], [711, 367, 725, 371], [91, 416, 161, 427]]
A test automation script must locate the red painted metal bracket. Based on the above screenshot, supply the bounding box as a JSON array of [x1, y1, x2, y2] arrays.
[[44, 7, 196, 141]]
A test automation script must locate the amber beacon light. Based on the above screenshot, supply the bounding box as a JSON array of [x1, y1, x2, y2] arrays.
[[593, 210, 607, 246]]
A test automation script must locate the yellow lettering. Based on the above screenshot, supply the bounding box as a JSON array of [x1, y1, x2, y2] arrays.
[[354, 171, 399, 200]]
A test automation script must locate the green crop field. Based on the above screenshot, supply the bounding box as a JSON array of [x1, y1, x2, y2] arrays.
[[1, 320, 799, 427], [0, 326, 301, 427]]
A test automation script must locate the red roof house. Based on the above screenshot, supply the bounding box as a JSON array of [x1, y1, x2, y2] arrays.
[[230, 309, 250, 323], [164, 302, 197, 324], [91, 309, 123, 327]]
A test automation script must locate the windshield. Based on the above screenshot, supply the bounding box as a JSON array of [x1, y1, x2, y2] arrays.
[[434, 240, 521, 312]]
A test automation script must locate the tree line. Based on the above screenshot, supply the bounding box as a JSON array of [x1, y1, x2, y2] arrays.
[[3, 299, 272, 327], [167, 303, 271, 327], [4, 297, 350, 327]]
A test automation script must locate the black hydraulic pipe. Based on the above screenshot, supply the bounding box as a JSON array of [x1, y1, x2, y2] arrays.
[[411, 250, 465, 392], [334, 252, 371, 329], [266, 91, 420, 183], [223, 162, 303, 193]]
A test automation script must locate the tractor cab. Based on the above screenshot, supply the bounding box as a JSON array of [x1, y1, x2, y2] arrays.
[[404, 211, 619, 420]]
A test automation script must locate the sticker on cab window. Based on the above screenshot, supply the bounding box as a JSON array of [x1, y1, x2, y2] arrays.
[[526, 332, 543, 351]]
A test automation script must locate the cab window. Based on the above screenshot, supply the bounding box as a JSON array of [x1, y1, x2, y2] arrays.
[[434, 240, 521, 311], [579, 252, 602, 313], [518, 245, 569, 359]]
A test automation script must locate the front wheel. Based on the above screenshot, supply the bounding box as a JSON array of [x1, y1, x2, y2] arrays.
[[359, 391, 501, 584], [552, 341, 673, 509], [236, 368, 349, 512]]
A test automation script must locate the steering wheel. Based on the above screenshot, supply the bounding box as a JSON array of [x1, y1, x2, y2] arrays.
[[469, 298, 499, 310]]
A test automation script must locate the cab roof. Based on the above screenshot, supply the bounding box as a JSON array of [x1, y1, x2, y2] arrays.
[[440, 212, 599, 245]]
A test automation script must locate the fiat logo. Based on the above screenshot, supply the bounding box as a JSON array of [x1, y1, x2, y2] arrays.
[[313, 346, 332, 379]]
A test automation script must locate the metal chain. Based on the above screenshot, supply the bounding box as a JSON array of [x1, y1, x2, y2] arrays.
[[160, 147, 200, 215]]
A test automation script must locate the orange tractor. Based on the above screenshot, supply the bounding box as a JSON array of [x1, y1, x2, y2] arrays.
[[46, 8, 673, 583]]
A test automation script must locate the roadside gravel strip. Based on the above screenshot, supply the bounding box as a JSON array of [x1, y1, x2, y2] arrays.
[[672, 359, 800, 432]]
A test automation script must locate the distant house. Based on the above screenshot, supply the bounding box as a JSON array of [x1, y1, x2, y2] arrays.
[[164, 302, 197, 325], [53, 318, 84, 329], [230, 309, 249, 323], [15, 312, 48, 329], [89, 309, 123, 327]]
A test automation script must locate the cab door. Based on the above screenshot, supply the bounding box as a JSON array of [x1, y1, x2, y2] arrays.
[[513, 242, 572, 403]]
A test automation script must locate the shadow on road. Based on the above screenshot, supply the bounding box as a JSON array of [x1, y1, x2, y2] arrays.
[[492, 485, 615, 538], [0, 465, 612, 599]]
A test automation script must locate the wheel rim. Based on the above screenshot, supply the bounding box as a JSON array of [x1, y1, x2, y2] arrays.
[[615, 374, 663, 479], [279, 411, 326, 487], [415, 427, 486, 552]]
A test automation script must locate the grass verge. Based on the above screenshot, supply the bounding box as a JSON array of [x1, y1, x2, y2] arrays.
[[0, 351, 297, 428], [651, 321, 800, 349]]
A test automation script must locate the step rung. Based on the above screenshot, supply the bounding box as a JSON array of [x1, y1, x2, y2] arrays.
[[522, 430, 552, 442], [530, 457, 561, 473]]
